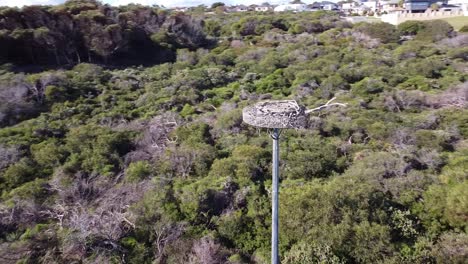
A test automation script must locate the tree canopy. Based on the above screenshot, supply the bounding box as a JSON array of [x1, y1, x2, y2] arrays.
[[0, 3, 467, 263]]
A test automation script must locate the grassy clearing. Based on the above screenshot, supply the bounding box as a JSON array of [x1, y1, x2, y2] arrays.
[[440, 16, 468, 31]]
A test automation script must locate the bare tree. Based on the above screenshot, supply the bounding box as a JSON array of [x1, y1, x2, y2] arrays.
[[0, 75, 34, 127], [417, 148, 443, 171], [189, 236, 227, 264], [0, 145, 20, 170], [427, 82, 467, 109], [46, 170, 150, 261], [350, 31, 380, 49], [153, 221, 186, 261], [124, 112, 182, 165]]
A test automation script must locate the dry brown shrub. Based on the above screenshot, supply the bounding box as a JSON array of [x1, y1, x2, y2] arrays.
[[124, 112, 182, 165], [427, 82, 468, 109], [0, 145, 20, 170], [438, 34, 468, 48], [189, 236, 229, 264]]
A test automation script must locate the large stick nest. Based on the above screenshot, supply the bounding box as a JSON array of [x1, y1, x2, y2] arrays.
[[242, 100, 307, 129]]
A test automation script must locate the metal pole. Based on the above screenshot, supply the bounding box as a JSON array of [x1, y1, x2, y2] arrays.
[[271, 128, 280, 264]]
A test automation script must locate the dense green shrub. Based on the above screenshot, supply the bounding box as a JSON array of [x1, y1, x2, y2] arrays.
[[355, 22, 400, 43], [63, 125, 133, 176], [1, 158, 37, 191], [415, 20, 454, 42], [398, 20, 426, 35], [0, 7, 466, 264], [125, 161, 152, 182]]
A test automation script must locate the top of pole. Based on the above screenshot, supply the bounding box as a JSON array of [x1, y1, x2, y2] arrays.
[[242, 100, 307, 129], [242, 98, 347, 129]]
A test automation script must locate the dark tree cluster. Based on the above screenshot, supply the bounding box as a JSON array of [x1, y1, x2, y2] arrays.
[[0, 0, 209, 66]]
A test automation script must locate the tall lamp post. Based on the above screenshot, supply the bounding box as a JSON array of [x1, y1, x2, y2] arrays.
[[242, 98, 345, 264]]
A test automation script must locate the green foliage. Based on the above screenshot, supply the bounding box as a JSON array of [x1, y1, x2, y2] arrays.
[[445, 181, 468, 230], [355, 22, 400, 43], [0, 9, 466, 264], [125, 161, 152, 182], [44, 85, 66, 102], [30, 139, 66, 168], [447, 47, 468, 61], [351, 221, 393, 263], [415, 20, 454, 42], [204, 20, 222, 37], [20, 224, 49, 240], [283, 136, 341, 179], [398, 20, 426, 35], [280, 177, 393, 263], [398, 75, 431, 91], [1, 158, 37, 191], [351, 77, 386, 96], [256, 69, 291, 95], [439, 149, 468, 184], [3, 178, 49, 201], [63, 125, 133, 176], [180, 103, 195, 117], [173, 123, 212, 145], [209, 144, 269, 183], [390, 208, 419, 239], [216, 210, 266, 253], [283, 242, 343, 264], [120, 236, 149, 263]]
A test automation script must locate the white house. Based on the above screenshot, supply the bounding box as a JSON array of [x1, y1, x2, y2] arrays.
[[439, 4, 463, 11], [274, 4, 309, 12], [448, 0, 468, 15], [362, 1, 379, 11], [381, 0, 402, 13], [323, 3, 339, 10], [173, 7, 189, 12], [447, 0, 468, 5], [341, 1, 364, 13], [229, 5, 249, 12], [255, 5, 273, 11], [342, 2, 358, 11]]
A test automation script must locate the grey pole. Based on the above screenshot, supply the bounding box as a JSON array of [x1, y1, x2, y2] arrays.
[[271, 128, 280, 264], [242, 100, 346, 264]]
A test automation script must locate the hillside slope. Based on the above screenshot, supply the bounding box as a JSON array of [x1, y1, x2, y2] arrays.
[[0, 2, 467, 263]]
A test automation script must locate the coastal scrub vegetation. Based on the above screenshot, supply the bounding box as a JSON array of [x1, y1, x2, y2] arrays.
[[0, 1, 467, 263]]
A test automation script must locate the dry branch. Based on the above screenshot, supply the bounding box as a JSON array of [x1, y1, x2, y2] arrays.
[[305, 97, 347, 114]]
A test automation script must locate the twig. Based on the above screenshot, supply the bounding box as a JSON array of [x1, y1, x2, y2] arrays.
[[122, 216, 136, 229], [305, 97, 347, 114]]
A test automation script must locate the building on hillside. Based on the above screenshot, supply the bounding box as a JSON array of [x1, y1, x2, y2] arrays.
[[341, 1, 369, 14], [439, 4, 463, 10], [448, 0, 467, 3], [308, 2, 322, 9], [357, 5, 374, 13], [362, 1, 379, 11], [173, 7, 189, 12], [229, 5, 249, 12], [381, 0, 402, 13], [447, 0, 468, 14], [403, 0, 439, 12], [317, 1, 339, 10], [274, 4, 310, 11], [342, 2, 359, 11], [255, 5, 273, 11], [322, 2, 340, 10]]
